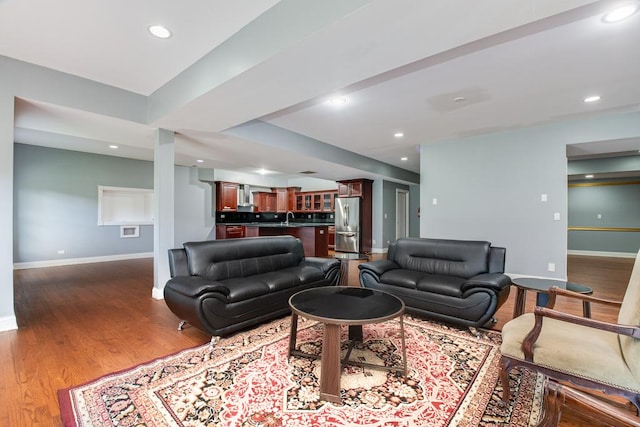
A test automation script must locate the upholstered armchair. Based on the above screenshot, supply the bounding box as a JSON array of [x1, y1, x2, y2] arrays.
[[500, 250, 640, 424]]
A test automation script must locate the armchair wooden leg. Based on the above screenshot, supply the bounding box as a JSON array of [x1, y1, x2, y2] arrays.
[[538, 380, 640, 427], [499, 357, 512, 402], [537, 380, 563, 427]]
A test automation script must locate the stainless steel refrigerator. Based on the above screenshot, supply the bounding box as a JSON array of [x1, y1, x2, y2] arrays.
[[335, 197, 360, 253]]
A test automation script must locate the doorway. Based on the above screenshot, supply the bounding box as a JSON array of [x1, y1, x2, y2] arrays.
[[396, 189, 409, 240]]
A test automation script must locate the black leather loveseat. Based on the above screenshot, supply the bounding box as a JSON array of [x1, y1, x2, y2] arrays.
[[359, 238, 511, 327], [164, 236, 340, 340]]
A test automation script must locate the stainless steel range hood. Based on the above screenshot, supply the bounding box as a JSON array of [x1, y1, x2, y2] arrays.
[[237, 184, 252, 207]]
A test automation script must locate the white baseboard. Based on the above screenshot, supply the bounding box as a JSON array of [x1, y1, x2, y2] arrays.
[[506, 273, 568, 281], [567, 250, 637, 258], [0, 315, 18, 332], [152, 286, 165, 300], [370, 247, 389, 254], [13, 252, 154, 270]]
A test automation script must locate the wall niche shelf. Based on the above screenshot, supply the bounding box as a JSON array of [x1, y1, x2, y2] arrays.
[[97, 186, 153, 226]]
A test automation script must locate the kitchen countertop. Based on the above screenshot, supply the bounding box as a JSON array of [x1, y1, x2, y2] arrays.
[[240, 222, 333, 228]]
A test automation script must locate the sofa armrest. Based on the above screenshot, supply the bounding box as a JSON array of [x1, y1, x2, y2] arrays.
[[165, 276, 231, 300], [303, 257, 340, 274], [168, 248, 189, 277], [358, 260, 400, 278], [461, 273, 512, 292]]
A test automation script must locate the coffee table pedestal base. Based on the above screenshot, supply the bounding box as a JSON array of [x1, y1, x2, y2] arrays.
[[288, 315, 407, 404]]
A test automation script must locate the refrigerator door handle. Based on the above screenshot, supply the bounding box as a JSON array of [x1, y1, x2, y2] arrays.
[[336, 231, 356, 237], [344, 204, 349, 227]]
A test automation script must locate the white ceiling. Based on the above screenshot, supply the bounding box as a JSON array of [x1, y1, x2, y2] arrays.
[[4, 0, 640, 183]]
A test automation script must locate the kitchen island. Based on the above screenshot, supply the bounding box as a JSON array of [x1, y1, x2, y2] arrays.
[[215, 222, 332, 257], [244, 223, 330, 257]]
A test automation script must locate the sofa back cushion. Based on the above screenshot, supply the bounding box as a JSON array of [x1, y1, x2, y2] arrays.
[[183, 236, 305, 280], [388, 238, 491, 279]]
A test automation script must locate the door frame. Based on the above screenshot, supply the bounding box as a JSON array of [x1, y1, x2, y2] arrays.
[[396, 189, 409, 240]]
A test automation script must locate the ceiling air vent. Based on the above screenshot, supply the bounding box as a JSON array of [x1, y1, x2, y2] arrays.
[[299, 171, 317, 175]]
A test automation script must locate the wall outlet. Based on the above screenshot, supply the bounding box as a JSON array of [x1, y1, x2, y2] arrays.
[[384, 213, 388, 219], [57, 249, 65, 255], [432, 198, 438, 205], [597, 213, 602, 219], [541, 193, 548, 202], [372, 240, 376, 245], [553, 212, 560, 221], [548, 262, 556, 272]]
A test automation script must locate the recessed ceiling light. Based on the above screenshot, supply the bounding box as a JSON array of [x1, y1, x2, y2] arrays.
[[149, 25, 172, 39], [584, 95, 601, 103], [394, 132, 404, 138], [585, 174, 595, 179], [108, 145, 118, 149], [400, 157, 408, 161], [328, 96, 347, 105], [603, 3, 639, 22], [196, 159, 204, 163]]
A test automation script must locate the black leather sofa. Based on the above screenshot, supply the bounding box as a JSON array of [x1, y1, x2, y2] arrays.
[[359, 238, 511, 327], [164, 236, 340, 339]]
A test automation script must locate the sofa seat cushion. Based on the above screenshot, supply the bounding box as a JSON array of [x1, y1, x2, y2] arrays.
[[502, 313, 640, 393], [221, 266, 326, 303], [379, 269, 466, 298], [416, 275, 465, 298], [380, 269, 425, 289], [221, 277, 271, 302]]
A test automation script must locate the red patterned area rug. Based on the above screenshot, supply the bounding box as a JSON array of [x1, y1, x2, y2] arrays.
[[59, 315, 542, 426]]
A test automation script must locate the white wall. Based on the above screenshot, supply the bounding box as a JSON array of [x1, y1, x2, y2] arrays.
[[421, 110, 640, 278], [174, 166, 216, 245], [0, 91, 17, 330]]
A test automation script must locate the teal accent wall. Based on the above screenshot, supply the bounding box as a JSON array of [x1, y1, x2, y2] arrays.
[[13, 144, 154, 262], [568, 179, 640, 254]]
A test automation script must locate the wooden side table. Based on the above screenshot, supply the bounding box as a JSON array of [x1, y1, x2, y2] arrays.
[[511, 277, 593, 318]]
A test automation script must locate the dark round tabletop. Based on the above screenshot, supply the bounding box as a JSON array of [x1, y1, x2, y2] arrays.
[[289, 286, 404, 325], [511, 277, 592, 294]]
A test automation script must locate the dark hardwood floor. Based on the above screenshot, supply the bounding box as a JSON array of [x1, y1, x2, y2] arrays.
[[0, 254, 636, 426]]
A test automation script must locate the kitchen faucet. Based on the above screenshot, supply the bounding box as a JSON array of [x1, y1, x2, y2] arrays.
[[285, 211, 294, 225]]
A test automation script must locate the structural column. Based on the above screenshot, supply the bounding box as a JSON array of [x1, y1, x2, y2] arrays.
[[152, 129, 175, 299], [0, 91, 17, 331]]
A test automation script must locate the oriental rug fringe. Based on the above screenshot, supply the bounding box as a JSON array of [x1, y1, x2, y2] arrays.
[[59, 315, 543, 426]]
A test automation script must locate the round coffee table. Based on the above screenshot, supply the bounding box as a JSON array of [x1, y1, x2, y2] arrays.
[[288, 286, 406, 403], [511, 277, 593, 318]]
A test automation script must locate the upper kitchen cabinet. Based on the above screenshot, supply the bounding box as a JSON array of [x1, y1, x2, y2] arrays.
[[254, 192, 277, 212], [272, 187, 298, 212], [337, 179, 372, 198], [294, 190, 337, 212], [215, 181, 238, 212]]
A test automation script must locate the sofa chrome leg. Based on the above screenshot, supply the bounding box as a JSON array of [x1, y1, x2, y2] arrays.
[[209, 336, 220, 352], [178, 320, 187, 331], [491, 317, 498, 323], [468, 327, 481, 338]]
